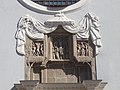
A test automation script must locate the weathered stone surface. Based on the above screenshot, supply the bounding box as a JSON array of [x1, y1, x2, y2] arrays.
[[14, 13, 106, 90], [14, 80, 107, 90]]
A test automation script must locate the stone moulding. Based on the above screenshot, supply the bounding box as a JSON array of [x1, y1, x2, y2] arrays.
[[17, 0, 88, 14], [13, 80, 107, 90]]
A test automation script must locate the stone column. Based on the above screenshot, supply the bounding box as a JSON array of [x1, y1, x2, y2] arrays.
[[72, 34, 77, 58], [49, 36, 53, 59], [30, 68, 33, 80], [44, 34, 48, 58], [42, 34, 48, 83], [91, 59, 97, 80]]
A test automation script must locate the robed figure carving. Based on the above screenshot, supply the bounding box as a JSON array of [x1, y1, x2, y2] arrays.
[[52, 38, 68, 59]]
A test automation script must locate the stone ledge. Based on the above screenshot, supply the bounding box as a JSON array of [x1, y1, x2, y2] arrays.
[[13, 80, 107, 90]]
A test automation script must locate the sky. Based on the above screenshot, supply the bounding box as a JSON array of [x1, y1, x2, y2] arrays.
[[0, 0, 120, 90]]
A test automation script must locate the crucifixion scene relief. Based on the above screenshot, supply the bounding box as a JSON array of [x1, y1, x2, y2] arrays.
[[52, 36, 69, 59]]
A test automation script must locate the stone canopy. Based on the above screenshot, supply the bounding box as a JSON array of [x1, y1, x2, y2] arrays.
[[15, 13, 102, 56]]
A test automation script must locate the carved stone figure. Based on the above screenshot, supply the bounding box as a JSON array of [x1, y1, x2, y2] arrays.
[[84, 42, 89, 56], [53, 40, 67, 59], [77, 43, 81, 56], [89, 47, 93, 57], [80, 42, 86, 56], [53, 42, 60, 59], [32, 41, 44, 56], [77, 41, 90, 56], [40, 43, 44, 56], [59, 41, 64, 59], [35, 42, 41, 56]]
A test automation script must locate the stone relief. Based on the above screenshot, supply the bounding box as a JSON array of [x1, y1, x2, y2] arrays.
[[52, 37, 69, 59], [32, 41, 44, 56], [77, 41, 93, 57], [16, 13, 102, 56]]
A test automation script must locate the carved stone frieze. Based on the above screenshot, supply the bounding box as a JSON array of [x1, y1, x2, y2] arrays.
[[77, 41, 88, 56], [32, 41, 44, 56], [77, 40, 94, 58]]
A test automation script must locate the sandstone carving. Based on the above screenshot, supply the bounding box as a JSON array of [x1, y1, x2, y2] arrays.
[[32, 41, 44, 56], [14, 13, 107, 90]]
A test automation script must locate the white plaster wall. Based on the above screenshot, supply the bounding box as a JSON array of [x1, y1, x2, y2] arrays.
[[0, 0, 120, 90]]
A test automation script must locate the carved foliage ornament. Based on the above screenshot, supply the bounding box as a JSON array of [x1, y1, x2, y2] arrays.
[[15, 13, 102, 56]]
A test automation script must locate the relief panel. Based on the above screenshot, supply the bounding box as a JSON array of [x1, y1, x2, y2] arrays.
[[32, 41, 44, 56], [52, 36, 69, 59], [77, 40, 94, 57]]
